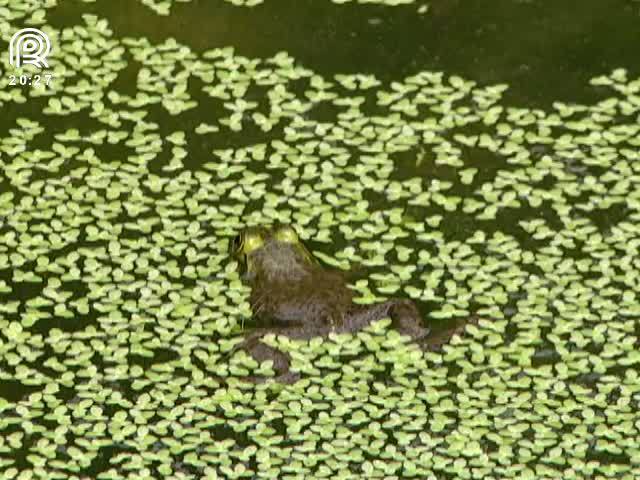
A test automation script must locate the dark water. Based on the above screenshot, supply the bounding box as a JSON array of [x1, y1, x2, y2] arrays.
[[48, 0, 640, 107]]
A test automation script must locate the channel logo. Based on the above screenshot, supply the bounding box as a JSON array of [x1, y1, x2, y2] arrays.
[[9, 28, 51, 69]]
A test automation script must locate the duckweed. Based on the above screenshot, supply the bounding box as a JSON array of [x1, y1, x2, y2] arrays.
[[0, 0, 639, 478]]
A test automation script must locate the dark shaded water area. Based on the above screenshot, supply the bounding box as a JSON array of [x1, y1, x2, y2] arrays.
[[48, 0, 640, 107]]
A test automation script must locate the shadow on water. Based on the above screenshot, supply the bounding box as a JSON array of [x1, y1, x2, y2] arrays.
[[47, 0, 640, 107]]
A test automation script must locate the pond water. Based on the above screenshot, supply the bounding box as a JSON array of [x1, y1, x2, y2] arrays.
[[0, 0, 639, 478]]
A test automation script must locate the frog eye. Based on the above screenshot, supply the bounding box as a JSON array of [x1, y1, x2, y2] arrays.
[[274, 224, 318, 265], [242, 229, 264, 254], [273, 224, 299, 243], [232, 233, 244, 254]]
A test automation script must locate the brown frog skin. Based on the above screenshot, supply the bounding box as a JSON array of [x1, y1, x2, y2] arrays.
[[230, 224, 475, 382]]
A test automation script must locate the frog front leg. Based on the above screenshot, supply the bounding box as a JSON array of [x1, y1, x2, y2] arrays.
[[227, 324, 332, 383]]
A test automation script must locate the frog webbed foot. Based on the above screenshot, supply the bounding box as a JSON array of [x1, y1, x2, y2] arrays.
[[328, 309, 345, 331]]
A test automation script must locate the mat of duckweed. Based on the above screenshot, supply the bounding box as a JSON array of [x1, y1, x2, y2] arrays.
[[1, 5, 640, 480]]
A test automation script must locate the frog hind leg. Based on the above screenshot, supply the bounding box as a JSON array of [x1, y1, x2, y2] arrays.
[[342, 298, 430, 339], [387, 298, 431, 339], [420, 314, 480, 352], [354, 299, 477, 351]]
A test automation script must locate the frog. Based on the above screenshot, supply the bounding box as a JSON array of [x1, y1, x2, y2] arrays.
[[228, 223, 477, 382]]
